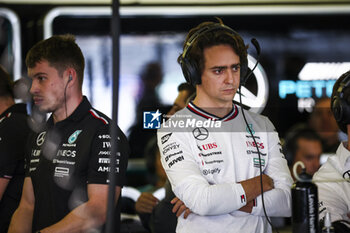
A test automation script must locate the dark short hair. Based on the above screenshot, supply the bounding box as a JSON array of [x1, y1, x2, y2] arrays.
[[283, 124, 322, 166], [25, 34, 85, 87], [178, 82, 196, 96], [0, 65, 14, 98], [177, 18, 247, 80]]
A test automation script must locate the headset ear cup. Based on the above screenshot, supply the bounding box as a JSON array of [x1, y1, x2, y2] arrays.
[[339, 97, 350, 125], [180, 57, 192, 85], [187, 59, 201, 86], [180, 57, 201, 86], [332, 96, 342, 122]]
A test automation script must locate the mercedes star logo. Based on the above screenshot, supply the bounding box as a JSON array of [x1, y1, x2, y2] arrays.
[[192, 127, 209, 140], [36, 131, 46, 146], [343, 170, 350, 182]]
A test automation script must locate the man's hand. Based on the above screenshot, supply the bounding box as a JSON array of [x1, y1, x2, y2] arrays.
[[135, 192, 159, 214], [239, 200, 254, 213], [171, 197, 191, 219], [240, 174, 274, 203], [259, 174, 274, 191]]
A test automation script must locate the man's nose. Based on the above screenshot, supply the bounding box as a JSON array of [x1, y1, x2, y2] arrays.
[[225, 70, 235, 84], [29, 80, 37, 95]]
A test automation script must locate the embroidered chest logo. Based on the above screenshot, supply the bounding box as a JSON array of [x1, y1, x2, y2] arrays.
[[192, 127, 209, 140], [246, 124, 255, 135], [37, 132, 46, 146], [68, 130, 82, 144]]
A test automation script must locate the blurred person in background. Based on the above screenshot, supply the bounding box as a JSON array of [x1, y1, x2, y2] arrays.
[[309, 97, 341, 153], [128, 62, 165, 159], [0, 65, 31, 232], [313, 71, 350, 233], [134, 82, 195, 233], [283, 124, 323, 179]]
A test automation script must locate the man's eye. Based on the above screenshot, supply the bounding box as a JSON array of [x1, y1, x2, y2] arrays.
[[214, 68, 224, 74], [232, 65, 240, 71]]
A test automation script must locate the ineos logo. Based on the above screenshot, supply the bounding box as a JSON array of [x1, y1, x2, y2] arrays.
[[343, 170, 350, 182], [192, 127, 209, 140], [36, 132, 46, 146]]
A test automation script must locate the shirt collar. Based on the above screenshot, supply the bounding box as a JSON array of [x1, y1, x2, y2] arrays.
[[47, 96, 91, 127], [186, 101, 239, 122], [0, 103, 27, 118]]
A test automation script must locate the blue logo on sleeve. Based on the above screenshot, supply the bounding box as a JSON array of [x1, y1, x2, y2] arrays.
[[143, 110, 162, 129]]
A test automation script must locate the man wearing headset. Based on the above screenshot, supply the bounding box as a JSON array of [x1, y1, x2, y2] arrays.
[[313, 70, 350, 232], [157, 19, 292, 233], [8, 35, 129, 233]]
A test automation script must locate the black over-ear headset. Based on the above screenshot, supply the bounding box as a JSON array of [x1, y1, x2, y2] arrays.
[[331, 71, 350, 133], [179, 23, 248, 86]]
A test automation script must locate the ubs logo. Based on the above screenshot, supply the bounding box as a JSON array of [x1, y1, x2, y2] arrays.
[[36, 132, 46, 146], [192, 127, 209, 140], [201, 142, 218, 150]]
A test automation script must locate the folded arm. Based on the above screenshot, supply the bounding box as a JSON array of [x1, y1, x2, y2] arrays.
[[250, 126, 293, 217]]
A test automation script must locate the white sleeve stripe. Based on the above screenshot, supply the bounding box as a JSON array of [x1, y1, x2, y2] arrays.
[[89, 109, 109, 125]]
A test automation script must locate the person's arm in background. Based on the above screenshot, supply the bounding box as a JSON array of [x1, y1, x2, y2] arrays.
[[0, 178, 9, 201], [38, 184, 120, 233], [8, 177, 35, 233], [135, 192, 159, 214], [135, 192, 159, 231]]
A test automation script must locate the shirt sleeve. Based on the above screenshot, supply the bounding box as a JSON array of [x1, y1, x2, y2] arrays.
[[0, 116, 28, 179], [87, 125, 129, 186], [251, 117, 293, 217], [157, 130, 247, 216], [313, 151, 349, 223], [317, 181, 348, 222]]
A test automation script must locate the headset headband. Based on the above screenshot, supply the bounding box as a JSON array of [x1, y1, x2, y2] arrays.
[[182, 23, 239, 59]]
